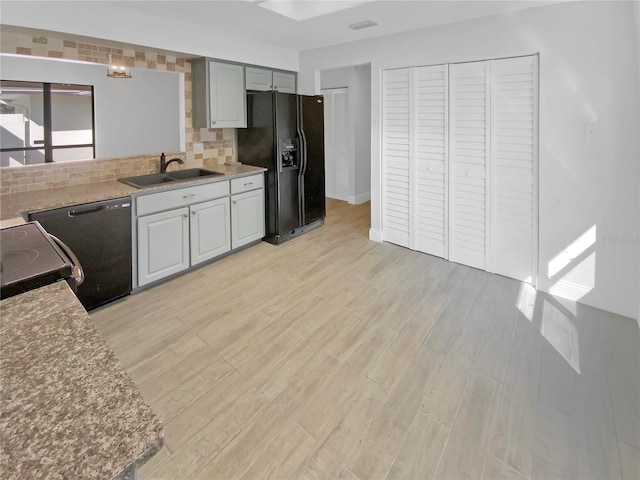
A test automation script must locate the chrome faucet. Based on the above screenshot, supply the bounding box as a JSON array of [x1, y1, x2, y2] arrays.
[[160, 152, 184, 173]]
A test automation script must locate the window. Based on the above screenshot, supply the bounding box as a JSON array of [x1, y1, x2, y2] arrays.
[[0, 80, 95, 166]]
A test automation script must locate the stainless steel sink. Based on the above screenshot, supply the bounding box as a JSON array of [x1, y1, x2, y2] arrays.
[[167, 168, 224, 180], [119, 169, 224, 188]]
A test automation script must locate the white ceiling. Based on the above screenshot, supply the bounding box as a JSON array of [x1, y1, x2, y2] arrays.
[[109, 0, 558, 52]]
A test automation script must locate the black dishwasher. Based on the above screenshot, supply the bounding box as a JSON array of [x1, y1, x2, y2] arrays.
[[29, 198, 132, 311]]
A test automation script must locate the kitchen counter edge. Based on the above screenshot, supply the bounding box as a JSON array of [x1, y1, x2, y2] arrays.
[[0, 282, 164, 480], [0, 164, 267, 222]]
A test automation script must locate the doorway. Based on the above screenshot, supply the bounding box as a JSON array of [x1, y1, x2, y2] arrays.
[[320, 64, 371, 205]]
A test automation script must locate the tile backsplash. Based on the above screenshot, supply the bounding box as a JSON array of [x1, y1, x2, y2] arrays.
[[0, 26, 235, 193], [0, 152, 186, 194]]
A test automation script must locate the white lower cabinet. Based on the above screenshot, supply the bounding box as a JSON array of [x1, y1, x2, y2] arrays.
[[135, 175, 264, 288], [231, 189, 265, 249], [190, 197, 231, 265], [138, 207, 190, 287]]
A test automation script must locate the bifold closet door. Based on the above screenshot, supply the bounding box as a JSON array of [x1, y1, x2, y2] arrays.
[[448, 61, 489, 270], [381, 56, 537, 283], [382, 68, 411, 248], [413, 65, 448, 258], [490, 55, 538, 282]]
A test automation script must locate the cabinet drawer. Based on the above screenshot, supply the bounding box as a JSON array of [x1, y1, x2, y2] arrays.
[[137, 181, 230, 216], [230, 174, 264, 194]]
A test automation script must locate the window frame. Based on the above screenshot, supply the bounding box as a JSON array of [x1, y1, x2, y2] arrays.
[[0, 80, 96, 164]]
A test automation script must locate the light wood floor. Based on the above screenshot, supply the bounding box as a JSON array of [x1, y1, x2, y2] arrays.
[[92, 199, 640, 480]]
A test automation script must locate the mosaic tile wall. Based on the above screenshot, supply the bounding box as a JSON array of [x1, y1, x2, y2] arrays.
[[0, 28, 235, 192], [0, 152, 186, 194]]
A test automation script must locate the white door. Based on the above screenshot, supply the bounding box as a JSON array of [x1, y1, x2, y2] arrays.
[[137, 207, 189, 287], [190, 197, 231, 266], [490, 55, 538, 281], [413, 64, 449, 258], [231, 189, 265, 249], [449, 61, 490, 270], [381, 68, 411, 248], [322, 88, 350, 202]]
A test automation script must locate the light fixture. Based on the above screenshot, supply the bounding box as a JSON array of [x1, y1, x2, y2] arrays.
[[106, 54, 132, 79]]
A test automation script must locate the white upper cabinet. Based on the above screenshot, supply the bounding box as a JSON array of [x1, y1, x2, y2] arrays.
[[192, 58, 246, 128], [272, 72, 296, 93], [449, 61, 489, 271], [208, 61, 246, 128], [245, 67, 272, 91], [246, 67, 296, 93]]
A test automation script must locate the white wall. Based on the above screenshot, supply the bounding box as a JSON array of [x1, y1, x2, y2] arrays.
[[299, 0, 640, 319], [321, 65, 371, 204], [633, 0, 640, 325], [0, 1, 298, 72], [1, 54, 185, 159]]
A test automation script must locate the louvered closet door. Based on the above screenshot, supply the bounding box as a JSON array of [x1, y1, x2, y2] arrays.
[[413, 65, 448, 258], [490, 55, 538, 281], [449, 61, 489, 270], [382, 68, 411, 248]]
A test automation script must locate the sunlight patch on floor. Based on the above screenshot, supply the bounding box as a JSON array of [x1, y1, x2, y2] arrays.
[[541, 299, 581, 373]]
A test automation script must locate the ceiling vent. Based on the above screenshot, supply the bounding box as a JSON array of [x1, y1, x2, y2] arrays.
[[348, 19, 379, 31]]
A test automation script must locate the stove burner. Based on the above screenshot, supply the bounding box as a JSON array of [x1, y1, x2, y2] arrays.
[[1, 249, 41, 275], [2, 229, 28, 243]]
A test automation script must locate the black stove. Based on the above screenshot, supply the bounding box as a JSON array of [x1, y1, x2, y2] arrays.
[[1, 222, 77, 299]]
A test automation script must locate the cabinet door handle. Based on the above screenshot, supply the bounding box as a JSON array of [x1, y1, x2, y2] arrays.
[[183, 194, 195, 199], [183, 213, 188, 218], [191, 210, 196, 215], [233, 200, 237, 205], [244, 182, 253, 187], [211, 120, 217, 126]]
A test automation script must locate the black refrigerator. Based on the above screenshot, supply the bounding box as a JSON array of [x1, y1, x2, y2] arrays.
[[237, 91, 326, 245]]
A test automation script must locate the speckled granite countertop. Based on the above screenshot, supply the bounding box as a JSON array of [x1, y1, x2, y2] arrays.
[[0, 164, 266, 221], [0, 282, 164, 480]]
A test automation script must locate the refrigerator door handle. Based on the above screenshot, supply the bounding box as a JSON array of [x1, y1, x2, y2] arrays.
[[299, 128, 308, 176]]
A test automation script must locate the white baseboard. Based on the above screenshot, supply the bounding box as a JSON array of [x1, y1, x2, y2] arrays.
[[327, 193, 349, 202], [329, 192, 371, 205], [537, 275, 638, 321], [348, 191, 371, 205], [369, 228, 382, 242]]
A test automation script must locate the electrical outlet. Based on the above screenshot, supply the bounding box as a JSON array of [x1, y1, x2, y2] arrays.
[[193, 142, 204, 154]]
